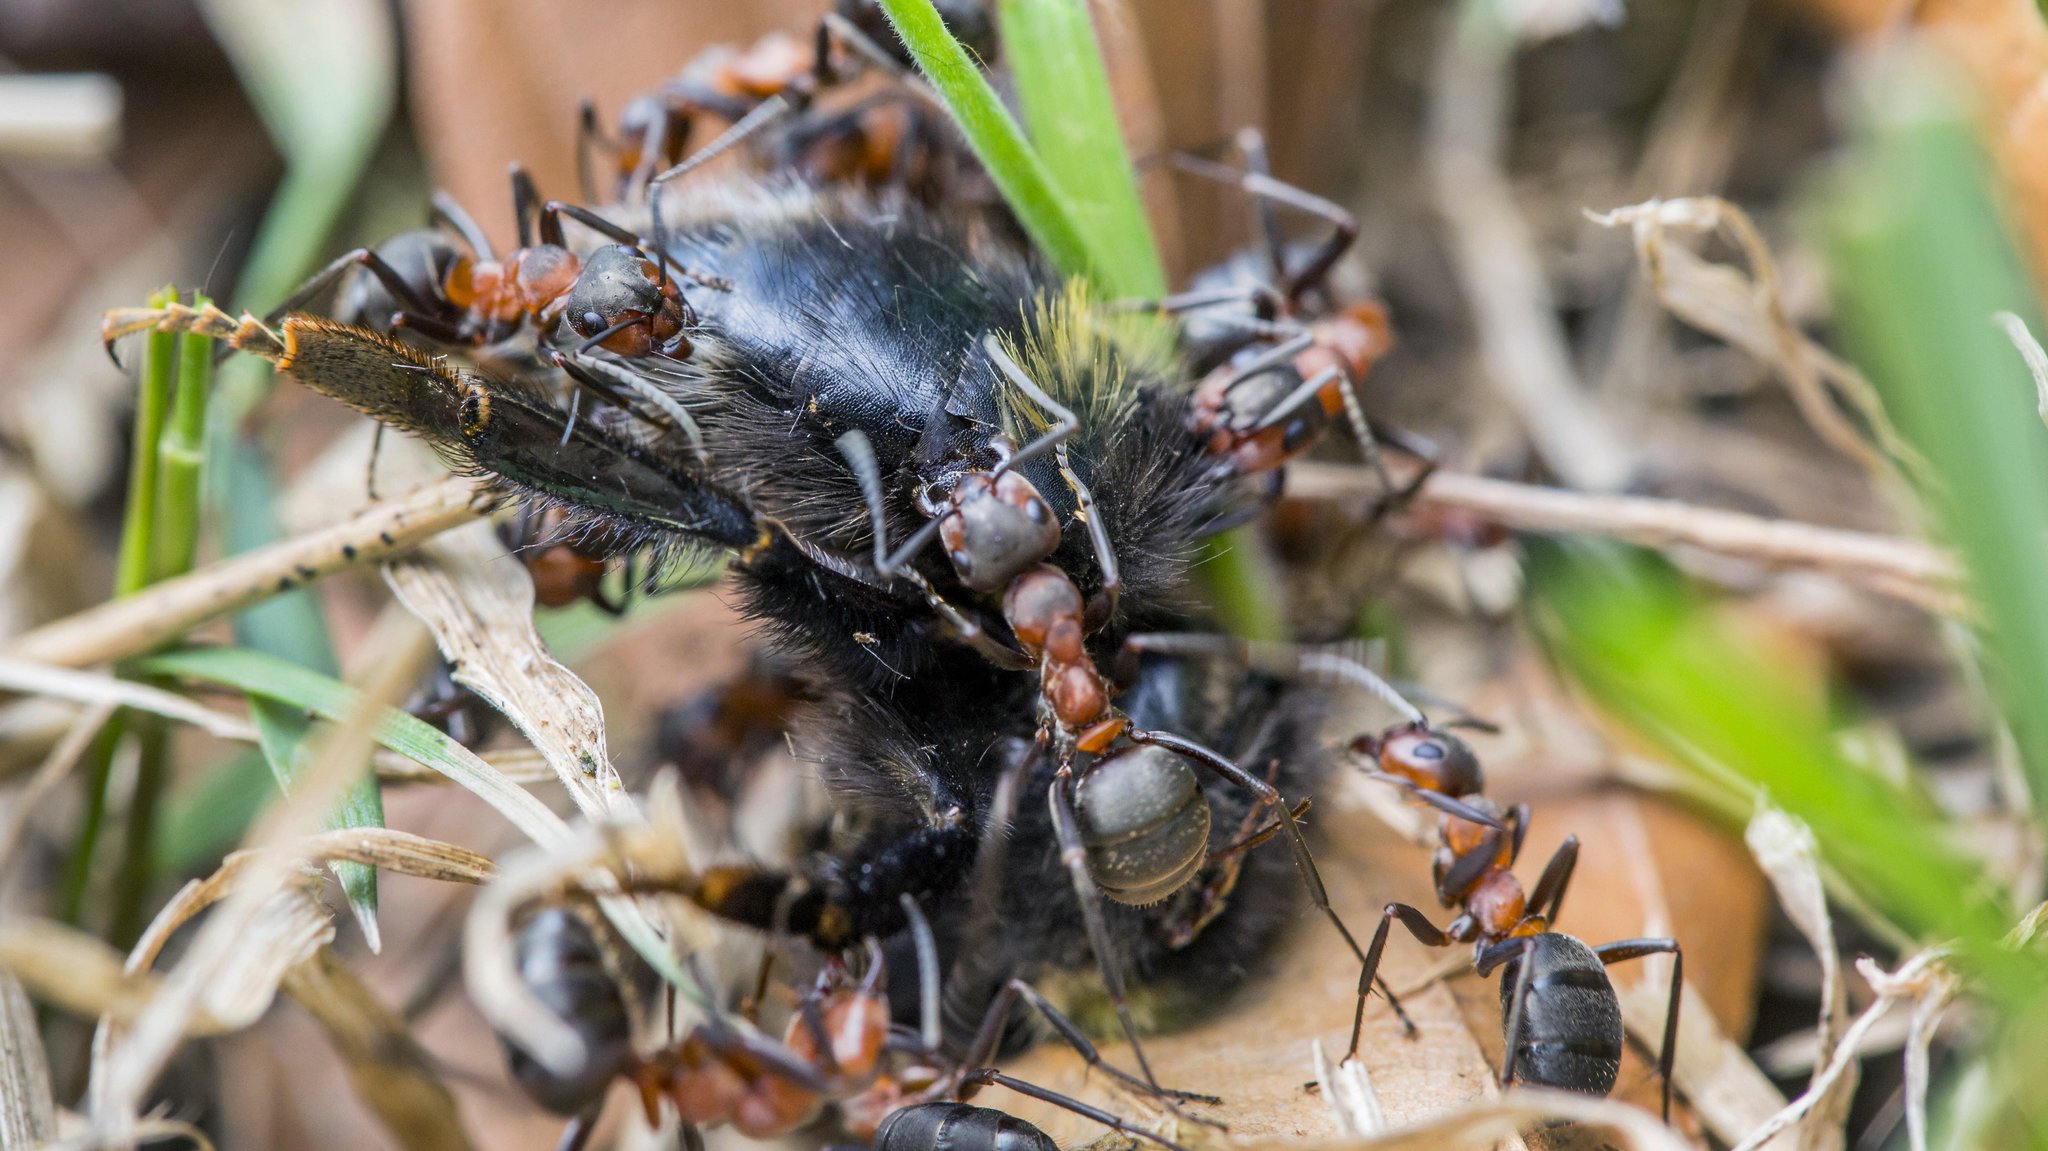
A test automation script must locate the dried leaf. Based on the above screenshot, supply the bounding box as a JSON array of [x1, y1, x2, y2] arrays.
[[1588, 197, 1923, 484], [281, 947, 475, 1151], [0, 918, 205, 1031], [0, 658, 255, 743], [0, 974, 56, 1148], [381, 520, 628, 816]]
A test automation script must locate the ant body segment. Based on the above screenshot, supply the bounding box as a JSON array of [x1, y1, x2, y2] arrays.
[[1347, 722, 1684, 1119]]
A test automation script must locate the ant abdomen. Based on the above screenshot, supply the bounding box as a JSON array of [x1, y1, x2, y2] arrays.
[[1073, 745, 1210, 906], [503, 907, 636, 1115], [873, 1102, 1058, 1151], [1496, 933, 1624, 1098]]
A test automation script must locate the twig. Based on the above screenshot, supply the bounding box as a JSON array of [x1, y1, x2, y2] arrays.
[[5, 476, 490, 669], [1288, 462, 1964, 614], [0, 659, 256, 742]]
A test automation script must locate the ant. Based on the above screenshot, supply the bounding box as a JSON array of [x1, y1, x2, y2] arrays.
[[503, 900, 1189, 1151], [259, 165, 715, 453], [1345, 719, 1684, 1120], [1146, 130, 1432, 504], [578, 2, 960, 206], [652, 651, 811, 806], [500, 506, 644, 617]]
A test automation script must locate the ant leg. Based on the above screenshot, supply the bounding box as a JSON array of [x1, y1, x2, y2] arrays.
[[554, 1099, 605, 1151], [1235, 127, 1287, 286], [1045, 775, 1175, 1109], [1593, 938, 1682, 1123], [1354, 770, 1509, 831], [543, 200, 728, 293], [1524, 835, 1580, 926], [1348, 903, 1451, 1058], [1120, 632, 1427, 725], [430, 190, 494, 261], [900, 894, 942, 1057], [575, 99, 609, 203], [364, 424, 386, 502], [264, 248, 440, 328], [834, 431, 1032, 668], [1219, 330, 1314, 395], [1436, 825, 1509, 904], [511, 163, 543, 248], [1166, 153, 1358, 307], [681, 1122, 706, 1151], [1122, 728, 1415, 1038], [1491, 936, 1540, 1092], [960, 979, 1221, 1107], [961, 1068, 1193, 1151]]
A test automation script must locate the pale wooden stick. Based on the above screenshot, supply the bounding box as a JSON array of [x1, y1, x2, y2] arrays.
[[5, 477, 490, 669], [1288, 462, 1964, 614]]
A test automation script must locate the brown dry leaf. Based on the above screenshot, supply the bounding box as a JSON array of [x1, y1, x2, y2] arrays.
[[281, 947, 475, 1151], [0, 973, 57, 1148], [0, 918, 185, 1032]]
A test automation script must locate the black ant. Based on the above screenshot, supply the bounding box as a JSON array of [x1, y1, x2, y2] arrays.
[[1346, 720, 1685, 1119], [502, 900, 1190, 1151]]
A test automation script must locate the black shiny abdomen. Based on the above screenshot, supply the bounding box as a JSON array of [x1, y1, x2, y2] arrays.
[[874, 1103, 1059, 1151], [1496, 933, 1623, 1097], [503, 908, 634, 1114]]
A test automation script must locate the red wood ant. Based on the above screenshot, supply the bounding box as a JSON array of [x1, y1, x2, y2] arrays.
[[1346, 721, 1684, 1120], [1150, 130, 1433, 505], [505, 901, 1191, 1151]]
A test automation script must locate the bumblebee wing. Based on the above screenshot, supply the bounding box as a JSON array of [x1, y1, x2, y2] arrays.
[[273, 316, 757, 547]]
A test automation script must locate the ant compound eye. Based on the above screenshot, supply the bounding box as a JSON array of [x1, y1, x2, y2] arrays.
[[1413, 739, 1445, 761], [1074, 746, 1210, 906]]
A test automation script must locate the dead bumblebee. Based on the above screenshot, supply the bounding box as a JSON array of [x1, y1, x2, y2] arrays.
[[104, 162, 1397, 1112]]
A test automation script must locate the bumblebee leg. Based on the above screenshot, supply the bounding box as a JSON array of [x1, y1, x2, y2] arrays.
[[1119, 632, 1427, 725], [1494, 936, 1540, 1090]]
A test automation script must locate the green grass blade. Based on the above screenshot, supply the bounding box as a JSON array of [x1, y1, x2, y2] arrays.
[[211, 441, 383, 936], [245, 694, 381, 943], [1817, 54, 2048, 827], [997, 0, 1164, 297], [153, 750, 274, 875], [135, 647, 558, 844], [1525, 541, 2024, 992], [878, 0, 1097, 281]]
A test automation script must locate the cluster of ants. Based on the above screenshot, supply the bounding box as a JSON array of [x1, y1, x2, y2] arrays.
[[104, 2, 1685, 1148]]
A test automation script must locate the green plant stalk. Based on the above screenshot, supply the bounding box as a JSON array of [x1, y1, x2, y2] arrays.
[[996, 0, 1165, 298], [878, 0, 1098, 282], [62, 288, 179, 927], [153, 294, 215, 581], [116, 288, 179, 598], [1818, 59, 2048, 831], [107, 725, 168, 949], [1196, 528, 1289, 641]]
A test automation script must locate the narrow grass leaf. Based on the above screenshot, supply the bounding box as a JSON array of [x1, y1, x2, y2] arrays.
[[878, 0, 1097, 280], [998, 0, 1165, 297], [1817, 53, 2048, 827]]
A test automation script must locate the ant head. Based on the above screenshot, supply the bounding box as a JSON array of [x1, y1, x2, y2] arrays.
[[565, 244, 692, 356], [936, 470, 1060, 593], [1356, 723, 1483, 798], [1074, 744, 1210, 906]]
